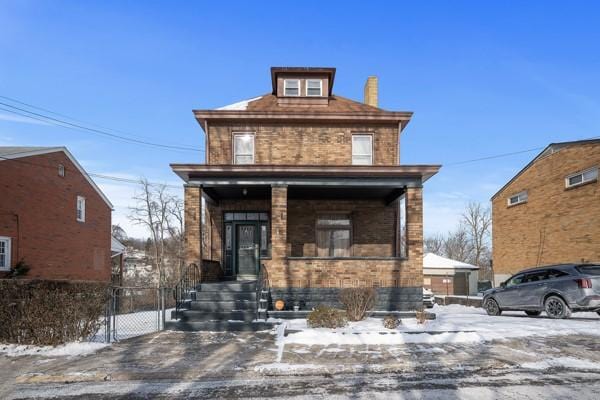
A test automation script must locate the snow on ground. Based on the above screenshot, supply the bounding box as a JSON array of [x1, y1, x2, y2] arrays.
[[0, 342, 108, 358], [277, 304, 600, 347], [521, 357, 600, 370]]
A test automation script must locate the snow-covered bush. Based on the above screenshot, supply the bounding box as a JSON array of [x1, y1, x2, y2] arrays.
[[339, 288, 377, 321], [0, 279, 109, 346], [307, 305, 347, 328], [383, 315, 401, 329]]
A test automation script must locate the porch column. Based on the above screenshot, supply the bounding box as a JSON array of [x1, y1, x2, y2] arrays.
[[271, 185, 288, 261], [405, 186, 424, 284], [184, 185, 203, 266]]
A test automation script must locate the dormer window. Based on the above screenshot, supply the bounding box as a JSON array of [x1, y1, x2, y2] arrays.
[[306, 79, 322, 97], [283, 79, 300, 96]]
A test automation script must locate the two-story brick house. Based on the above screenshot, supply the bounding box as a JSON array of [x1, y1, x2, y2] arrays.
[[171, 67, 440, 312], [492, 139, 600, 285], [0, 146, 113, 281]]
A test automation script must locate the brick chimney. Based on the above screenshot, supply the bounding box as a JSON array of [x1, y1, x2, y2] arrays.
[[363, 76, 378, 107]]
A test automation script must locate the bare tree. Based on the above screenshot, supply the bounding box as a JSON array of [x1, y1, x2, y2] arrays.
[[129, 178, 173, 286], [424, 233, 445, 254], [166, 196, 185, 281], [443, 226, 473, 263], [461, 201, 492, 267]]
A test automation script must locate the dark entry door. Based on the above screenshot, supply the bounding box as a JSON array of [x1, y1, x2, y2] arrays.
[[236, 224, 258, 277]]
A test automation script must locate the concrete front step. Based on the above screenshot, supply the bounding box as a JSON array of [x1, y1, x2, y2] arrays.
[[165, 320, 274, 332], [194, 291, 257, 301], [197, 280, 257, 292], [178, 310, 256, 322], [189, 300, 255, 311]]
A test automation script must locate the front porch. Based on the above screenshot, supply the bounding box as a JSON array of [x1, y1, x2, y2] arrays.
[[173, 165, 439, 312]]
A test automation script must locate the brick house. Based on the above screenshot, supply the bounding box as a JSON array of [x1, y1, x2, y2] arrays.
[[492, 139, 600, 285], [423, 253, 479, 296], [0, 147, 113, 281], [171, 67, 440, 311]]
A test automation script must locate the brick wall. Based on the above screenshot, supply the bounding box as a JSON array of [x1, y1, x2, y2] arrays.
[[0, 152, 111, 281], [184, 186, 202, 265], [207, 122, 400, 165], [492, 142, 600, 276]]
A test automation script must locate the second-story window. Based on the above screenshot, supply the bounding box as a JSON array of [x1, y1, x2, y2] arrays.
[[565, 167, 598, 189], [233, 133, 255, 164], [352, 134, 373, 165], [283, 79, 300, 96], [76, 196, 86, 222], [306, 79, 322, 96], [508, 190, 528, 207]]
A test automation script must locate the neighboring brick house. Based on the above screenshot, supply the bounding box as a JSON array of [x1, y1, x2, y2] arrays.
[[171, 67, 440, 311], [492, 139, 600, 285], [0, 147, 113, 281]]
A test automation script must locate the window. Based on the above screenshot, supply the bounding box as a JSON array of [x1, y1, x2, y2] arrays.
[[398, 193, 407, 258], [76, 196, 86, 222], [575, 265, 600, 276], [523, 271, 548, 283], [316, 214, 351, 257], [306, 79, 322, 96], [565, 167, 598, 188], [283, 79, 300, 96], [547, 269, 569, 279], [233, 133, 254, 164], [352, 134, 373, 165], [58, 164, 65, 177], [508, 190, 528, 206], [506, 273, 525, 287], [0, 237, 11, 270]]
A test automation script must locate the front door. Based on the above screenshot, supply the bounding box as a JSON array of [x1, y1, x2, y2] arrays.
[[236, 224, 258, 277]]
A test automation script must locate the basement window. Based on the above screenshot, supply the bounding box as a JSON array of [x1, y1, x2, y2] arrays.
[[306, 79, 323, 96], [508, 190, 528, 207], [565, 167, 598, 189], [283, 79, 300, 96], [77, 196, 86, 222], [0, 236, 11, 271]]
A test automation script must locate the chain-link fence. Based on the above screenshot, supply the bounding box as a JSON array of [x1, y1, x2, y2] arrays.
[[91, 286, 175, 343]]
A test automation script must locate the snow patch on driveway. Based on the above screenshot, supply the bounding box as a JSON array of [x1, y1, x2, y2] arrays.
[[521, 357, 600, 370]]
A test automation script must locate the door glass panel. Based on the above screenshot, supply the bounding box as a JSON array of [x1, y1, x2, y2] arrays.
[[246, 212, 258, 220], [260, 225, 268, 251], [259, 212, 268, 221], [225, 225, 232, 250], [238, 225, 255, 249], [234, 212, 247, 221]]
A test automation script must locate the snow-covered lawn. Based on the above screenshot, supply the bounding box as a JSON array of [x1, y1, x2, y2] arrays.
[[276, 304, 600, 347], [0, 342, 108, 358]]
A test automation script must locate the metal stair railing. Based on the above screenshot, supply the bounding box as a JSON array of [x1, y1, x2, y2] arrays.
[[256, 263, 269, 321], [174, 263, 201, 320]]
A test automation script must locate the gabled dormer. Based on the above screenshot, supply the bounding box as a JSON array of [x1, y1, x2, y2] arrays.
[[271, 67, 335, 107]]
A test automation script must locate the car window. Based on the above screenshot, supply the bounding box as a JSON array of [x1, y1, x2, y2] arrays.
[[523, 271, 547, 283], [576, 265, 600, 276], [506, 274, 525, 287], [547, 269, 569, 279]]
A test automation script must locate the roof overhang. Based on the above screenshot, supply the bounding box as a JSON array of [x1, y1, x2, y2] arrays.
[[171, 164, 440, 185], [192, 110, 413, 132], [0, 146, 114, 209]]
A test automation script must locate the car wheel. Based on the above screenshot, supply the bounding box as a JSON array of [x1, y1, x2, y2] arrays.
[[525, 310, 542, 317], [544, 296, 572, 319], [484, 298, 502, 316]]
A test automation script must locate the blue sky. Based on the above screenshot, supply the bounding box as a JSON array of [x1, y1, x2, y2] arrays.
[[1, 1, 599, 238]]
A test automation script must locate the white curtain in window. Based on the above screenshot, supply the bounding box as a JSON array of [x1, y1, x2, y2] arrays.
[[234, 135, 254, 164], [352, 135, 372, 165]]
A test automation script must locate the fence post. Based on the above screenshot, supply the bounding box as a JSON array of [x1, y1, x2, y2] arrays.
[[105, 288, 111, 343], [161, 287, 166, 330]]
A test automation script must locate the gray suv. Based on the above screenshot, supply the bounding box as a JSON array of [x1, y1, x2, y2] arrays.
[[483, 264, 600, 319]]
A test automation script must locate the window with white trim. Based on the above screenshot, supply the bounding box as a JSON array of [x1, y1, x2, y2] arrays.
[[316, 214, 351, 257], [306, 79, 323, 96], [58, 164, 65, 177], [565, 167, 598, 188], [0, 237, 11, 271], [283, 79, 300, 96], [352, 134, 373, 165], [233, 133, 255, 165], [508, 190, 528, 206], [77, 196, 86, 222]]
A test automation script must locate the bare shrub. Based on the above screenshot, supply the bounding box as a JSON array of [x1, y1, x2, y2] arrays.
[[383, 315, 401, 329], [0, 279, 109, 346], [307, 305, 347, 329], [339, 287, 377, 321], [415, 306, 428, 325]]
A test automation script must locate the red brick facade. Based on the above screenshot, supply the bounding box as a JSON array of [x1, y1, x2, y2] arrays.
[[0, 150, 112, 281]]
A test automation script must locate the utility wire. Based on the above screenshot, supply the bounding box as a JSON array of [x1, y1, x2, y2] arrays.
[[0, 100, 204, 153]]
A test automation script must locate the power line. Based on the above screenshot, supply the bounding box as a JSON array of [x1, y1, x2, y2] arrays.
[[445, 146, 545, 166], [0, 99, 205, 153]]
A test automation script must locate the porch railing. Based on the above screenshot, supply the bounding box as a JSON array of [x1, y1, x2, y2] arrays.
[[174, 263, 201, 320], [256, 263, 269, 320]]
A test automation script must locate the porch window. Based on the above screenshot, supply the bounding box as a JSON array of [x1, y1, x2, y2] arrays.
[[0, 236, 11, 270], [316, 214, 351, 257], [233, 133, 254, 165], [352, 134, 373, 165]]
